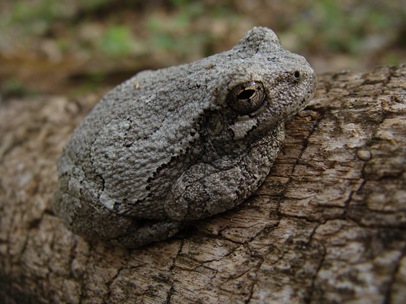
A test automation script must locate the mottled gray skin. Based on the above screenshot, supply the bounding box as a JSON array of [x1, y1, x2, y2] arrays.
[[53, 27, 316, 248]]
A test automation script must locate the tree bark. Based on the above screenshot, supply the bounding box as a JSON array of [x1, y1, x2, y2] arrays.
[[1, 65, 405, 304]]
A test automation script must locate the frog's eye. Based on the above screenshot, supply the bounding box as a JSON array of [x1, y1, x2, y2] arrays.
[[227, 81, 266, 114]]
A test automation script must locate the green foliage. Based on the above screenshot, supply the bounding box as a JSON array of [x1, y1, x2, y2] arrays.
[[0, 0, 404, 97], [291, 0, 397, 54], [145, 0, 235, 58], [100, 25, 135, 56], [1, 0, 109, 34], [0, 78, 33, 98]]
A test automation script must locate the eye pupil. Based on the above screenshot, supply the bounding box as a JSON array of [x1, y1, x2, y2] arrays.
[[294, 71, 300, 79], [237, 89, 255, 100]]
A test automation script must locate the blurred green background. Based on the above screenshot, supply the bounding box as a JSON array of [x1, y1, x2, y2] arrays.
[[0, 0, 405, 100]]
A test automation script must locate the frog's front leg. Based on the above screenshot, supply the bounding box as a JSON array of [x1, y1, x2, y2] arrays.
[[165, 163, 244, 221], [165, 130, 284, 221]]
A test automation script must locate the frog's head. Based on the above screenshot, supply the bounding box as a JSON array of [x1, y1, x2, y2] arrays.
[[204, 27, 316, 151]]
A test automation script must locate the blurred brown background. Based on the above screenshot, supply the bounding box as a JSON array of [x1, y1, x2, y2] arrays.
[[0, 0, 405, 100]]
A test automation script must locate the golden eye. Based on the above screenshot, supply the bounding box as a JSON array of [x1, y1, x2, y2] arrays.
[[227, 81, 266, 114]]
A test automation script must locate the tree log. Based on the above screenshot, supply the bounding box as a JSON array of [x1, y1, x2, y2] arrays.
[[1, 65, 405, 304]]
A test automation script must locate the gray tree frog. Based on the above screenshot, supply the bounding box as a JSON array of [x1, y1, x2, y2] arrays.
[[52, 27, 316, 248]]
